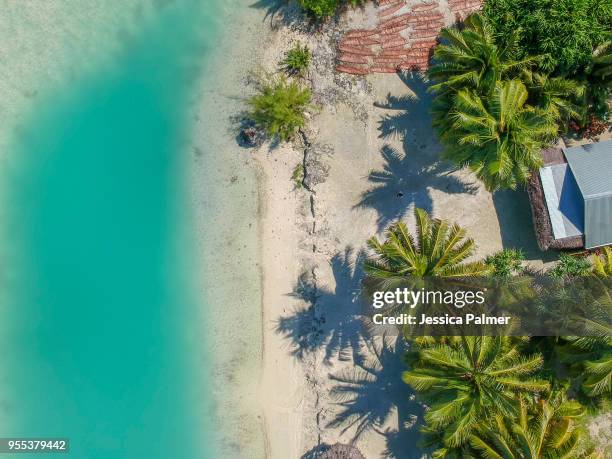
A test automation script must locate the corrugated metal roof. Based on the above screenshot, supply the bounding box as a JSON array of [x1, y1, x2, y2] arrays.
[[563, 140, 612, 199]]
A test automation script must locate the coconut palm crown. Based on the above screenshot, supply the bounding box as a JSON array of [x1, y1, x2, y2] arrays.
[[428, 13, 537, 96], [403, 336, 549, 449], [470, 392, 596, 459], [592, 247, 612, 277], [522, 71, 585, 127], [364, 208, 491, 283], [434, 79, 558, 191]]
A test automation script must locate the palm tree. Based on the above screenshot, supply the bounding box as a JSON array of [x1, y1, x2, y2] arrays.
[[428, 13, 537, 96], [547, 272, 611, 397], [403, 336, 549, 449], [591, 35, 612, 84], [586, 33, 612, 120], [592, 247, 612, 277], [583, 350, 612, 396], [364, 208, 491, 284], [436, 79, 558, 191], [470, 392, 597, 458], [563, 335, 612, 397], [522, 71, 585, 127]]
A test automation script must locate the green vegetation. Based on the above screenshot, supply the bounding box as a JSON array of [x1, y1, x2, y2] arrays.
[[565, 335, 612, 397], [291, 163, 304, 189], [549, 253, 592, 278], [297, 0, 366, 19], [430, 5, 610, 191], [298, 0, 337, 18], [470, 392, 595, 458], [247, 75, 312, 142], [364, 208, 491, 280], [403, 336, 549, 450], [593, 247, 612, 277], [522, 70, 585, 127], [428, 13, 536, 96], [586, 35, 612, 120], [360, 207, 611, 455], [282, 43, 311, 76], [434, 79, 557, 191], [485, 248, 525, 277], [483, 0, 612, 75]]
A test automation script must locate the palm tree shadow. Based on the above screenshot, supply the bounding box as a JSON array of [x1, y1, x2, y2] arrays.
[[327, 335, 425, 458], [377, 72, 435, 142], [249, 0, 308, 29], [357, 145, 478, 230], [275, 247, 369, 365], [357, 72, 478, 230]]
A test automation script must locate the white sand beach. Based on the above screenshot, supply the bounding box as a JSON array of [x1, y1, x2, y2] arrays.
[[250, 2, 555, 457]]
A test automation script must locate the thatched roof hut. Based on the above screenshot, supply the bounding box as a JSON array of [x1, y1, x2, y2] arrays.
[[527, 142, 612, 251], [527, 160, 583, 251]]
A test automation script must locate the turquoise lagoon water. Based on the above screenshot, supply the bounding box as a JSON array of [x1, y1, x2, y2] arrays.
[[0, 1, 242, 457]]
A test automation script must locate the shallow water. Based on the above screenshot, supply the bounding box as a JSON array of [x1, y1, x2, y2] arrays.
[[0, 1, 244, 457]]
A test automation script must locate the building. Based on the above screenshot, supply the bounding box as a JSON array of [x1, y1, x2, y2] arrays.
[[527, 140, 612, 251]]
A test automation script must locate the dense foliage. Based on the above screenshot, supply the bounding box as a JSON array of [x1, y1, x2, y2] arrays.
[[483, 0, 612, 75], [362, 211, 610, 455], [586, 35, 612, 120], [433, 79, 557, 191], [593, 247, 612, 277], [428, 13, 537, 96], [549, 253, 592, 278], [297, 0, 366, 19], [403, 336, 549, 451], [247, 75, 312, 142], [485, 248, 525, 277], [428, 10, 605, 191], [470, 392, 596, 458], [281, 43, 311, 76], [522, 70, 585, 128]]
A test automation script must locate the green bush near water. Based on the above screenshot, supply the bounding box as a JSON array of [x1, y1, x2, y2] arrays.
[[298, 0, 338, 18], [247, 75, 312, 142]]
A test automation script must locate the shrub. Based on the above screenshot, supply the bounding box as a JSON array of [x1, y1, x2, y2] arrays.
[[298, 0, 338, 18], [485, 248, 525, 277], [247, 75, 312, 142], [291, 163, 304, 189], [281, 44, 311, 76], [549, 253, 592, 278], [297, 0, 367, 19], [483, 0, 612, 75]]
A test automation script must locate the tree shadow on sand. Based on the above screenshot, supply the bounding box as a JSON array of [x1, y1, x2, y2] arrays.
[[356, 144, 478, 230], [276, 247, 369, 365], [327, 335, 425, 459], [356, 72, 478, 230], [492, 189, 557, 264], [250, 0, 311, 29]]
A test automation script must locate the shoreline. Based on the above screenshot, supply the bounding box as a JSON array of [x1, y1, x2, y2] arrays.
[[189, 1, 274, 457], [250, 2, 547, 457]]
